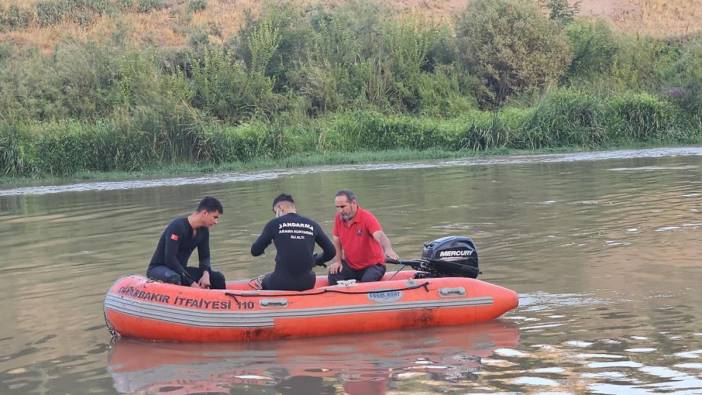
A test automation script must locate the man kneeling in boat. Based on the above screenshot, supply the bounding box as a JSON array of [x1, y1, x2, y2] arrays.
[[328, 190, 399, 285], [251, 193, 336, 291], [147, 196, 226, 289]]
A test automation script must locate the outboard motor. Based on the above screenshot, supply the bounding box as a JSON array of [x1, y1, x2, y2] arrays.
[[420, 236, 479, 278]]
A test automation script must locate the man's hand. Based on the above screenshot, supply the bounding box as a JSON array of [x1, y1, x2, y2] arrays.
[[385, 248, 399, 261], [329, 261, 342, 274], [190, 281, 203, 289], [198, 271, 211, 289]]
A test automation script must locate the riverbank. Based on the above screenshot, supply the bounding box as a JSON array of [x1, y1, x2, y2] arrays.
[[3, 90, 701, 180], [2, 1, 700, 181], [3, 143, 701, 191]]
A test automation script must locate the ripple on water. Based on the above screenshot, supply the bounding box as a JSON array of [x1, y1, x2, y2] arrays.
[[675, 363, 702, 369], [625, 348, 657, 353], [674, 350, 702, 359], [2, 148, 702, 395], [581, 371, 630, 380], [655, 226, 681, 232], [518, 292, 608, 312], [479, 358, 518, 368], [639, 366, 687, 379], [646, 374, 702, 392], [493, 348, 529, 358], [510, 377, 560, 386], [588, 383, 645, 394], [563, 340, 594, 348], [587, 361, 644, 368], [575, 353, 627, 359], [522, 323, 564, 331], [532, 367, 566, 374]]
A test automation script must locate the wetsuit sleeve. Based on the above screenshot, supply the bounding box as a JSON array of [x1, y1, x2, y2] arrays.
[[314, 225, 336, 266], [197, 229, 212, 274], [251, 220, 275, 256], [163, 221, 186, 275]]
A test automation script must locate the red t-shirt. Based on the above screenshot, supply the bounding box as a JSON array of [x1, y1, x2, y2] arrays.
[[333, 206, 386, 270]]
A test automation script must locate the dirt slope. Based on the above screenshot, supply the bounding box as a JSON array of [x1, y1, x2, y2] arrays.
[[0, 0, 700, 52]]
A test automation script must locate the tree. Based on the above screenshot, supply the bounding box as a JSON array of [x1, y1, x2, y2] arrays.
[[456, 0, 572, 107], [546, 0, 581, 25]]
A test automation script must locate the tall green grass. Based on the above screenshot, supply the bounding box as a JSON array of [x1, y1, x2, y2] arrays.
[[0, 0, 700, 177], [2, 89, 695, 177]]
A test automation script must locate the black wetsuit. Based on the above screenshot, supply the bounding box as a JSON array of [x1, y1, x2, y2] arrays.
[[147, 217, 226, 289], [251, 213, 336, 291]]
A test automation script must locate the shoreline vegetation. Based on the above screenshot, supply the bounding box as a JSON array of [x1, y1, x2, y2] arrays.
[[1, 143, 697, 189], [1, 0, 701, 181]]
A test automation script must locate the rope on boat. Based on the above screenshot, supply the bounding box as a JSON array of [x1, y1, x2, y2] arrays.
[[386, 264, 409, 281], [104, 309, 118, 338], [225, 281, 430, 299]]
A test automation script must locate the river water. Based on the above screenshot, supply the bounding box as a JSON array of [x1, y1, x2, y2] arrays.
[[1, 147, 701, 394]]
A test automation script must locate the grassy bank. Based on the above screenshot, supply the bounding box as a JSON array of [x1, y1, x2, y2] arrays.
[[1, 0, 701, 180], [0, 148, 488, 186], [2, 91, 700, 179], [4, 141, 696, 188]]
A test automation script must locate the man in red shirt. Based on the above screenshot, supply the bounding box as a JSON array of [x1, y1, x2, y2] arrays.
[[328, 190, 399, 285]]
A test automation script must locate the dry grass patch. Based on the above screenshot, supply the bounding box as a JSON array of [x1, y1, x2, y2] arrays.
[[0, 0, 700, 52]]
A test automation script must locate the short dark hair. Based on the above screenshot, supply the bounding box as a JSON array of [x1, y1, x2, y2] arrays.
[[272, 193, 295, 208], [335, 189, 357, 202], [197, 196, 223, 214]]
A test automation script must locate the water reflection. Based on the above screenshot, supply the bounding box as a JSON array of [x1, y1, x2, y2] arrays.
[[107, 321, 519, 394]]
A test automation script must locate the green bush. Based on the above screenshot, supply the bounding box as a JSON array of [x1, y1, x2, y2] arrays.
[[137, 0, 166, 13], [189, 47, 282, 123], [201, 121, 315, 163], [413, 65, 477, 117], [0, 123, 36, 176], [227, 2, 470, 117], [35, 1, 66, 26], [565, 20, 618, 82], [605, 92, 678, 141], [545, 0, 580, 25], [456, 0, 572, 107], [33, 0, 115, 27], [476, 108, 528, 149], [319, 111, 515, 152], [610, 35, 682, 92], [520, 89, 604, 148], [33, 122, 90, 175], [0, 5, 33, 30], [230, 3, 312, 88], [321, 111, 436, 151], [0, 52, 66, 121], [0, 43, 10, 63], [188, 0, 207, 13], [664, 35, 702, 117], [203, 123, 266, 163]]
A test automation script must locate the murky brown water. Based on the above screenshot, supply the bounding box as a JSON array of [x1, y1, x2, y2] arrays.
[[1, 147, 702, 394]]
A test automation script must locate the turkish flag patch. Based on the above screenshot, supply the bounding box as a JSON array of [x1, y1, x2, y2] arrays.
[[170, 234, 179, 241]]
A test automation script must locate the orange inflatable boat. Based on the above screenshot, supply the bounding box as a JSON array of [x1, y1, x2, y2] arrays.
[[104, 236, 519, 342], [104, 272, 517, 342]]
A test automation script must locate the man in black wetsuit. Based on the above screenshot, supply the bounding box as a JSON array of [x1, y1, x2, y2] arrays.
[[251, 193, 336, 291], [147, 196, 226, 289]]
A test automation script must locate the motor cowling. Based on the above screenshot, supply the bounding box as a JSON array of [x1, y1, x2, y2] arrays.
[[421, 236, 479, 278]]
